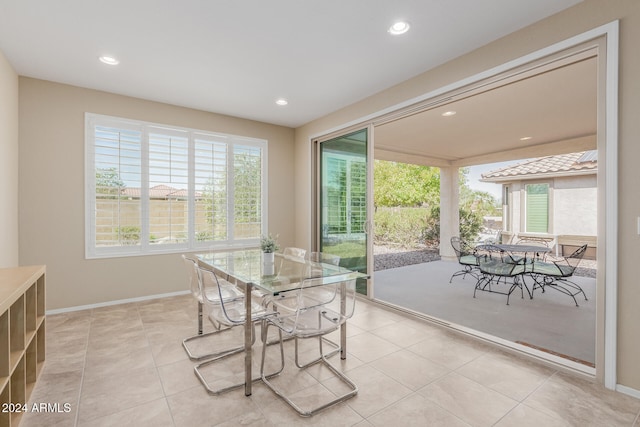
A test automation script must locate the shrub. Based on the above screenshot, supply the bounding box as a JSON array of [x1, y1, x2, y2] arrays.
[[373, 207, 429, 248]]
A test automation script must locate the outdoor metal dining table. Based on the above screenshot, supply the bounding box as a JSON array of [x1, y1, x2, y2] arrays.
[[477, 243, 551, 263], [196, 248, 367, 396]]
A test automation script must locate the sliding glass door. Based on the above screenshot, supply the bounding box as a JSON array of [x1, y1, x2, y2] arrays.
[[317, 128, 371, 295]]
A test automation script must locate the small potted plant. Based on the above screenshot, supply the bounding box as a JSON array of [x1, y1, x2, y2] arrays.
[[260, 234, 279, 264]]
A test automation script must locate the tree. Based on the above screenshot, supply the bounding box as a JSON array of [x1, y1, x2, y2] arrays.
[[374, 160, 440, 208], [422, 205, 483, 248], [95, 167, 125, 198]]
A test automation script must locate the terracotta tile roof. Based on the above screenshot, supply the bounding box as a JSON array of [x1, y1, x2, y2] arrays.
[[121, 185, 201, 199], [481, 151, 597, 181]]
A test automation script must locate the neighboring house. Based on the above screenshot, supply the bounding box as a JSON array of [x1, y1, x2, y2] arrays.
[[481, 151, 597, 258]]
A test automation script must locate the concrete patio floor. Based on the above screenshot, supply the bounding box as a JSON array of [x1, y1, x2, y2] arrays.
[[373, 259, 596, 367]]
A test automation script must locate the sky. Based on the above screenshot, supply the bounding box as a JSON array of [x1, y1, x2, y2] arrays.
[[466, 160, 517, 201]]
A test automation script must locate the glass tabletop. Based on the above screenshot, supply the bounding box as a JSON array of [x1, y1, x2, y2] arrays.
[[196, 249, 366, 294]]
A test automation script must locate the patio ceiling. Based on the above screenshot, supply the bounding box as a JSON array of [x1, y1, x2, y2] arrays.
[[374, 54, 597, 168]]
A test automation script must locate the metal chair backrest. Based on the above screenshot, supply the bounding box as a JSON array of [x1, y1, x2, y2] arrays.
[[516, 236, 550, 247], [451, 236, 476, 261], [565, 244, 588, 271]]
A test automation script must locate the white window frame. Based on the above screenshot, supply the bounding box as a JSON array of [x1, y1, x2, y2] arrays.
[[85, 113, 268, 259]]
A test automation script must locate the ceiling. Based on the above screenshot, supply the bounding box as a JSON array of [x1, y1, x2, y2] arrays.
[[0, 0, 583, 129], [374, 54, 597, 166]]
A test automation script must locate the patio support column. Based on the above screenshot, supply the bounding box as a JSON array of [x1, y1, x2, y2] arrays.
[[440, 166, 459, 261]]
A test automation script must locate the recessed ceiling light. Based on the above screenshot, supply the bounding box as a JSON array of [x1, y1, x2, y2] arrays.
[[275, 98, 288, 106], [99, 55, 119, 65], [441, 111, 456, 117], [388, 21, 410, 35], [520, 136, 533, 141]]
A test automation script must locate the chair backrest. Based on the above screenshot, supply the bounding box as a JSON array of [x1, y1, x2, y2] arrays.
[[450, 237, 463, 261], [196, 263, 254, 325], [283, 247, 307, 259], [276, 253, 309, 285], [282, 277, 356, 336], [451, 236, 476, 262], [516, 236, 549, 247], [564, 244, 588, 271], [308, 251, 341, 265], [182, 255, 203, 301]]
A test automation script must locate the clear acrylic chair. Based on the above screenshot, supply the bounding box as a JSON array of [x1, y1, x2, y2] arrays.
[[282, 247, 307, 258], [260, 276, 358, 417], [193, 263, 282, 395], [181, 255, 245, 361], [307, 251, 340, 265]]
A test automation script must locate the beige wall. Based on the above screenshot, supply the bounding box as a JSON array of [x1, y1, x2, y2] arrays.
[[294, 0, 640, 391], [0, 50, 19, 268], [554, 175, 598, 236], [18, 78, 295, 310]]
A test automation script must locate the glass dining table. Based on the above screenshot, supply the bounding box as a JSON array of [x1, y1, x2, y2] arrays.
[[196, 248, 367, 396]]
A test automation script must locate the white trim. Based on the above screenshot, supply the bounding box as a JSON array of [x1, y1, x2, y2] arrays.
[[617, 384, 640, 400], [603, 20, 619, 391], [45, 290, 190, 315], [85, 113, 267, 259], [308, 21, 619, 390]]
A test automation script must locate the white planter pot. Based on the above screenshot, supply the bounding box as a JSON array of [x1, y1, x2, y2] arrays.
[[262, 252, 275, 275]]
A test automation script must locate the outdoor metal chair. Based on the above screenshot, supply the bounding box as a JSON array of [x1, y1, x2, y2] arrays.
[[449, 236, 480, 282], [474, 244, 530, 304], [528, 244, 588, 306], [515, 236, 552, 261]]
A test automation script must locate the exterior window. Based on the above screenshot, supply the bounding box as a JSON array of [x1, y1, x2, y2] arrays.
[[503, 185, 510, 232], [525, 183, 549, 233], [85, 113, 267, 258]]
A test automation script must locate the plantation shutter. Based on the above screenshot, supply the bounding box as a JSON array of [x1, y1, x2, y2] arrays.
[[86, 114, 266, 258], [232, 144, 262, 240], [148, 128, 189, 245], [526, 183, 549, 233], [194, 136, 228, 242], [93, 124, 142, 247]]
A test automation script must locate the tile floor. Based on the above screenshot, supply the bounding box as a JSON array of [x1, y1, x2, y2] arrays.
[[20, 294, 640, 427]]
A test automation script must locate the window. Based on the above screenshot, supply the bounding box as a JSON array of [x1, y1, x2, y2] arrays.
[[503, 185, 510, 231], [525, 183, 549, 233], [85, 114, 267, 258]]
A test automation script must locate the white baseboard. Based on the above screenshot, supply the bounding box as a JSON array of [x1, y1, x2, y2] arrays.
[[617, 384, 640, 400], [45, 290, 191, 315]]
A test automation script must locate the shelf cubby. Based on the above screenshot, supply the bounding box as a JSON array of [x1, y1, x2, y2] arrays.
[[0, 266, 46, 427]]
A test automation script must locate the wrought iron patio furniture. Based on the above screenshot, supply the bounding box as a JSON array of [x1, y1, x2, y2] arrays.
[[181, 255, 245, 361], [528, 244, 588, 306], [260, 276, 358, 417], [474, 244, 530, 304], [515, 235, 552, 261], [449, 236, 480, 282]]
